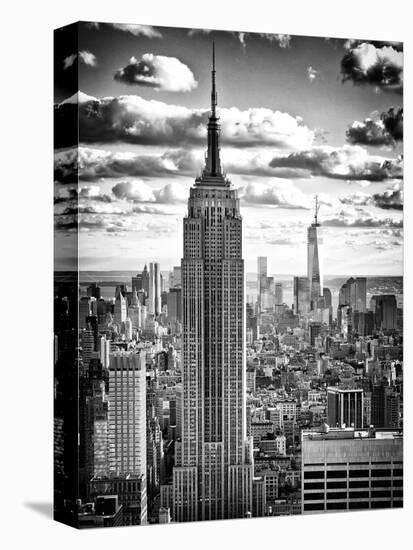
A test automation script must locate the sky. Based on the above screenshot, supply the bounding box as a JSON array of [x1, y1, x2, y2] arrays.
[[54, 22, 403, 275]]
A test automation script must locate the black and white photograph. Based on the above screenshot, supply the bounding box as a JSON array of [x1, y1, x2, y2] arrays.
[[53, 21, 404, 528]]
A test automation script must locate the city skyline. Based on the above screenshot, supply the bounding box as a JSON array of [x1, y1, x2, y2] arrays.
[[54, 22, 403, 529], [54, 23, 403, 275]]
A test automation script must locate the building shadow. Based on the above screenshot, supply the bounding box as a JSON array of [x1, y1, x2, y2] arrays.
[[24, 502, 53, 519]]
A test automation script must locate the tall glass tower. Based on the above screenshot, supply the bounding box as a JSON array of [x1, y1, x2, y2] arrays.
[[172, 44, 253, 522], [307, 196, 323, 310]]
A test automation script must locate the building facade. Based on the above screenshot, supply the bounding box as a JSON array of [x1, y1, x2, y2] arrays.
[[301, 426, 403, 514], [172, 45, 253, 522]]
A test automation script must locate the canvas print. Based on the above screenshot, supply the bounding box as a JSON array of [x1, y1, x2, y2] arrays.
[[54, 22, 403, 528]]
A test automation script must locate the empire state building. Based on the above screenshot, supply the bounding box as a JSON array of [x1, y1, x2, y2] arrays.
[[172, 44, 253, 522]]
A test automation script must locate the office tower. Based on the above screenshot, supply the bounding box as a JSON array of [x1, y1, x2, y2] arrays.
[[108, 351, 147, 479], [371, 383, 401, 429], [340, 277, 367, 313], [293, 276, 310, 314], [87, 282, 101, 300], [307, 196, 323, 309], [327, 387, 364, 429], [167, 287, 182, 322], [372, 295, 397, 331], [99, 336, 110, 369], [89, 474, 147, 526], [113, 292, 127, 326], [354, 277, 367, 312], [149, 262, 161, 316], [132, 272, 143, 293], [172, 45, 253, 523], [301, 426, 403, 513], [309, 322, 322, 346], [323, 287, 332, 308], [125, 317, 133, 340], [79, 296, 92, 329], [172, 266, 182, 288], [257, 256, 268, 311], [128, 289, 142, 330], [339, 278, 352, 306], [275, 282, 283, 305], [141, 264, 150, 297], [78, 495, 124, 528]]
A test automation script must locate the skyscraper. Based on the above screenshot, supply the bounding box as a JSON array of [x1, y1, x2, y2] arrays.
[[307, 197, 323, 310], [327, 386, 364, 429], [293, 276, 310, 314], [149, 262, 161, 316], [172, 44, 253, 522], [275, 282, 283, 305], [107, 351, 147, 477], [257, 256, 268, 311]]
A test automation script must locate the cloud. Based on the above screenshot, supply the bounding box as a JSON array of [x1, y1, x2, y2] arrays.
[[55, 146, 311, 183], [239, 181, 310, 209], [341, 42, 403, 93], [266, 237, 299, 246], [238, 33, 291, 48], [346, 107, 403, 146], [261, 34, 291, 48], [79, 50, 97, 66], [54, 149, 78, 183], [269, 145, 403, 182], [54, 185, 112, 204], [111, 23, 162, 37], [74, 147, 198, 180], [307, 66, 320, 82], [381, 107, 403, 141], [339, 191, 370, 207], [186, 29, 291, 48], [112, 180, 187, 205], [322, 214, 402, 228], [372, 187, 403, 210], [114, 53, 197, 92], [340, 186, 403, 210], [63, 54, 77, 69], [56, 93, 315, 149], [87, 22, 162, 38], [63, 50, 97, 69]]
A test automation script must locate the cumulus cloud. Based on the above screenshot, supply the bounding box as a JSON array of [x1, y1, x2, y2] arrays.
[[87, 22, 162, 38], [63, 54, 77, 69], [340, 186, 403, 210], [346, 107, 403, 146], [75, 147, 197, 180], [186, 29, 291, 48], [55, 146, 312, 183], [111, 23, 162, 37], [112, 180, 187, 205], [114, 53, 197, 92], [63, 50, 97, 69], [269, 145, 403, 182], [307, 66, 320, 82], [381, 107, 403, 141], [54, 149, 78, 183], [239, 181, 310, 209], [341, 42, 403, 93], [372, 187, 403, 210], [55, 93, 315, 149], [323, 214, 402, 228], [262, 34, 291, 48]]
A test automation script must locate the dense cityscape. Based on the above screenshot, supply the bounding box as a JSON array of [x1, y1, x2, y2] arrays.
[[54, 28, 403, 528]]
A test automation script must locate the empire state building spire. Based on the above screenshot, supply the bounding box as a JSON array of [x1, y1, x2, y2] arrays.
[[203, 41, 223, 179]]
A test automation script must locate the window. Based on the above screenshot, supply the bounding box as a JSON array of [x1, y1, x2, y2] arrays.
[[349, 470, 369, 478], [304, 471, 324, 480], [327, 470, 347, 479], [304, 503, 324, 511]]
